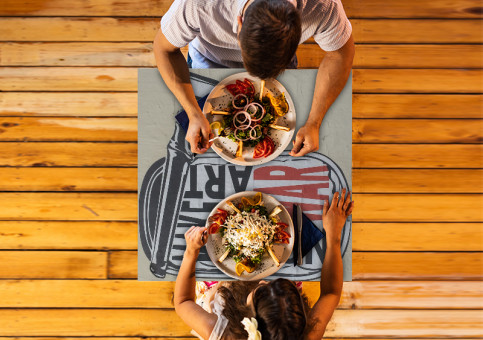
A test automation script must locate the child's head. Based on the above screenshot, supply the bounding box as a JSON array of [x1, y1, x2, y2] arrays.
[[218, 279, 309, 339], [250, 278, 308, 339]]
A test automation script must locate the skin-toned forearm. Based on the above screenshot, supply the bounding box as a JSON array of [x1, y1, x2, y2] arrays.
[[306, 36, 354, 128], [174, 249, 199, 306], [319, 236, 343, 297], [153, 31, 203, 119]]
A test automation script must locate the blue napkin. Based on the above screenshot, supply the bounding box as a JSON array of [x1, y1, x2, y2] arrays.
[[175, 95, 209, 133], [293, 204, 325, 266]]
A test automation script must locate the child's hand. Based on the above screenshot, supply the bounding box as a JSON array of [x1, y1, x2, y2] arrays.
[[184, 226, 208, 255], [322, 189, 354, 244]]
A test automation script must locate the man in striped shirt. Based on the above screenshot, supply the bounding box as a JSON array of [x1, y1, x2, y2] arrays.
[[154, 0, 354, 156]]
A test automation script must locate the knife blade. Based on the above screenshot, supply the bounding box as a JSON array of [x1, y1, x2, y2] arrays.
[[296, 204, 303, 266]]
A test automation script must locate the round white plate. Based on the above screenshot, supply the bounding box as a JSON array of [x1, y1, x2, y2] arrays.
[[202, 72, 296, 166], [205, 191, 294, 280]]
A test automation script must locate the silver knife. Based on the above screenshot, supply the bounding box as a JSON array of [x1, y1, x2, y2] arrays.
[[296, 204, 303, 266]]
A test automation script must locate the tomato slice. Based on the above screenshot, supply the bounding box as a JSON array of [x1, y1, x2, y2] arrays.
[[277, 230, 291, 239], [244, 78, 255, 96], [208, 223, 220, 234], [263, 136, 275, 157], [253, 139, 266, 158], [226, 84, 239, 96]]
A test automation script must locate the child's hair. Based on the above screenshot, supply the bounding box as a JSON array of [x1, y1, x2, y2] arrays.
[[253, 279, 308, 339], [217, 279, 309, 339]]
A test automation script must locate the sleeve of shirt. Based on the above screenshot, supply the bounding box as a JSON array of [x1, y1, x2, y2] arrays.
[[313, 0, 352, 52], [160, 0, 200, 48]]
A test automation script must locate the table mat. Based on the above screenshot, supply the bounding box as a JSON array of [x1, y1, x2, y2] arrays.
[[138, 68, 352, 281]]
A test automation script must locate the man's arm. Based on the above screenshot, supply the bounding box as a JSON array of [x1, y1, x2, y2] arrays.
[[290, 35, 354, 157], [305, 189, 353, 339], [153, 29, 213, 154], [174, 226, 217, 339]]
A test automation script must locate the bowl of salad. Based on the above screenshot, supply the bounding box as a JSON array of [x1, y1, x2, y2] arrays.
[[203, 72, 296, 166], [205, 191, 294, 280]]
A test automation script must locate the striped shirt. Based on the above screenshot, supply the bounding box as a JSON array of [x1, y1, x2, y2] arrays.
[[161, 0, 352, 68]]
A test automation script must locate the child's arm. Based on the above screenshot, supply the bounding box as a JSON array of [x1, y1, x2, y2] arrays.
[[305, 189, 354, 340], [174, 226, 217, 339]]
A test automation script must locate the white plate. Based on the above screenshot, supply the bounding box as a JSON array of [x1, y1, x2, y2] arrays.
[[202, 72, 296, 166], [205, 191, 294, 280]]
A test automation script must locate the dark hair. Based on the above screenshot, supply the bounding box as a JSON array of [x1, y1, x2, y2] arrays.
[[239, 0, 301, 79], [218, 281, 259, 339], [253, 279, 308, 339]]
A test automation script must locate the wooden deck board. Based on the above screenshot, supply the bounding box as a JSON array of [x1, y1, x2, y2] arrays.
[[108, 250, 483, 280], [0, 168, 481, 193], [1, 309, 480, 337], [0, 280, 481, 309], [2, 43, 482, 69], [1, 18, 481, 43], [0, 0, 481, 18]]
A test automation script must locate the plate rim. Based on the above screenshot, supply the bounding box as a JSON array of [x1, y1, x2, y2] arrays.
[[202, 72, 296, 166], [205, 190, 295, 281]]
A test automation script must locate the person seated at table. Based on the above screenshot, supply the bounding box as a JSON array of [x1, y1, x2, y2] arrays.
[[174, 189, 354, 339], [154, 0, 354, 156]]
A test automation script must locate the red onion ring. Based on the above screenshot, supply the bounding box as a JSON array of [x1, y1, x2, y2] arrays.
[[233, 111, 251, 129], [249, 125, 262, 140], [234, 128, 251, 141], [232, 94, 248, 109], [244, 102, 266, 122]]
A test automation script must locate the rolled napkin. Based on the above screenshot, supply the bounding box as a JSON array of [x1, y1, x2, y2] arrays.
[[293, 204, 325, 266]]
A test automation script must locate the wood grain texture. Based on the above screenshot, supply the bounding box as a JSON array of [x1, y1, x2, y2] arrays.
[[353, 252, 483, 280], [0, 0, 481, 18], [0, 92, 137, 117], [0, 309, 479, 337], [3, 68, 481, 93], [0, 193, 137, 221], [1, 18, 481, 43], [353, 144, 483, 168], [1, 280, 481, 309], [3, 43, 482, 69], [0, 67, 137, 91], [0, 117, 137, 141], [0, 251, 107, 279], [353, 94, 483, 118], [0, 168, 481, 193], [0, 167, 137, 191], [351, 19, 483, 43], [0, 221, 137, 249], [352, 194, 483, 222], [110, 250, 483, 280], [353, 223, 483, 251], [109, 251, 138, 279], [353, 119, 483, 144], [2, 93, 479, 118], [1, 193, 481, 222], [353, 69, 483, 93], [299, 44, 483, 69], [353, 169, 483, 193], [0, 142, 137, 167]]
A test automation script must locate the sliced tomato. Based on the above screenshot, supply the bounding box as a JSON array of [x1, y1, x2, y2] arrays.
[[275, 222, 288, 232], [225, 84, 239, 96], [263, 136, 275, 157], [217, 208, 228, 219], [279, 238, 290, 244], [253, 139, 267, 158], [243, 78, 255, 96], [208, 223, 220, 234], [236, 80, 248, 92], [277, 230, 291, 239]]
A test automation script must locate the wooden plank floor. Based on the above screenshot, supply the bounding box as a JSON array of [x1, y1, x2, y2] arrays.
[[0, 0, 482, 338]]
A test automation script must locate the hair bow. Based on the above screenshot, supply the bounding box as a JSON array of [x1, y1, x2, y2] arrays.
[[241, 317, 262, 340]]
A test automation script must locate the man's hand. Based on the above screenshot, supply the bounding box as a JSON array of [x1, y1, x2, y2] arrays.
[[322, 189, 353, 243], [186, 114, 214, 154], [184, 226, 208, 256], [289, 123, 319, 157]]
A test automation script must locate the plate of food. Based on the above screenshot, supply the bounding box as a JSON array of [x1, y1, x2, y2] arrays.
[[205, 191, 294, 280], [202, 72, 296, 165]]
